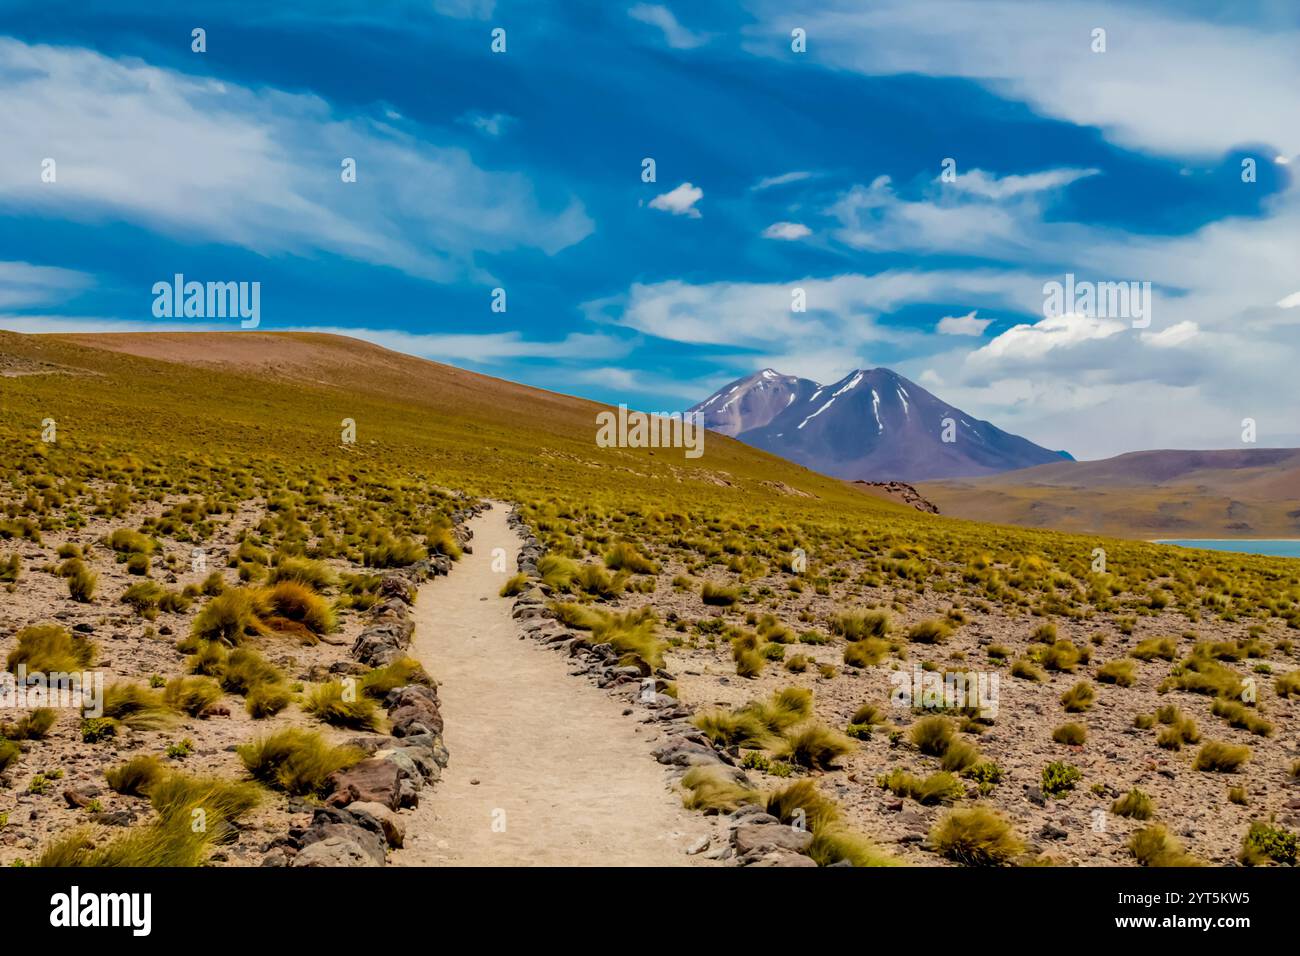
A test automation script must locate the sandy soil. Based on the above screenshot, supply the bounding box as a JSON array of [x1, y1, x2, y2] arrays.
[[393, 506, 717, 867]]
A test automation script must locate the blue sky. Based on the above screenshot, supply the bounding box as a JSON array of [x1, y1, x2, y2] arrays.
[[1, 0, 1298, 458]]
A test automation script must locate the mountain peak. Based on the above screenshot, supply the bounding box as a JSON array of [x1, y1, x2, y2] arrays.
[[689, 366, 1066, 481]]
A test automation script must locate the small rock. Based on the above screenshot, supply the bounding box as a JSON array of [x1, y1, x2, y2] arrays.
[[685, 835, 710, 855]]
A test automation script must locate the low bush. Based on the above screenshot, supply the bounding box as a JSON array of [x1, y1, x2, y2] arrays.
[[237, 727, 364, 795]]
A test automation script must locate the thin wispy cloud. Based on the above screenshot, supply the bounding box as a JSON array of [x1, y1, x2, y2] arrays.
[[762, 221, 811, 240], [0, 37, 591, 284], [628, 4, 711, 49], [752, 171, 814, 191]]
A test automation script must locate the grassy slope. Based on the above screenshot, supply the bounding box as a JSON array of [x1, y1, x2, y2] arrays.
[[1, 330, 907, 518], [3, 329, 1295, 588]]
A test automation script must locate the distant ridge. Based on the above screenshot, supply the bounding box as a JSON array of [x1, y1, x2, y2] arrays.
[[920, 447, 1300, 538]]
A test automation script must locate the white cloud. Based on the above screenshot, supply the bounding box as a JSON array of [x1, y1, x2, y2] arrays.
[[586, 270, 1031, 349], [0, 37, 592, 284], [0, 261, 93, 310], [762, 221, 811, 240], [936, 309, 992, 336], [947, 167, 1098, 200], [752, 171, 814, 191], [970, 312, 1126, 365], [648, 182, 704, 218], [827, 169, 1088, 258], [1277, 291, 1300, 308], [1140, 320, 1198, 348], [743, 0, 1300, 158], [628, 4, 710, 49], [569, 366, 711, 402], [460, 111, 513, 137]]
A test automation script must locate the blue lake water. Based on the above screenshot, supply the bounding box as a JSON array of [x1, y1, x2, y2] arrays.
[[1156, 539, 1300, 559]]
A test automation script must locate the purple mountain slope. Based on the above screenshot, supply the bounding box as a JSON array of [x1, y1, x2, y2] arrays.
[[688, 368, 1069, 481]]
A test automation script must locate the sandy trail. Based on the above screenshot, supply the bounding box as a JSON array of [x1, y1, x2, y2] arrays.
[[393, 504, 714, 867]]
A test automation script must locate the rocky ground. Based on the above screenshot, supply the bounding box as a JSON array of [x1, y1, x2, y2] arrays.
[[0, 493, 475, 867], [508, 515, 1300, 867]]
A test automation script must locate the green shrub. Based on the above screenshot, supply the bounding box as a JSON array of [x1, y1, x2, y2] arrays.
[[1052, 722, 1087, 745], [1041, 761, 1081, 797], [679, 765, 759, 813], [499, 573, 528, 597], [843, 638, 890, 668], [121, 580, 166, 615], [191, 588, 270, 644], [603, 541, 657, 574], [1131, 636, 1176, 661], [237, 727, 364, 795], [764, 779, 839, 831], [879, 769, 964, 805], [1161, 656, 1243, 698], [107, 529, 153, 555], [1129, 825, 1201, 866], [2, 708, 56, 741], [1275, 670, 1300, 698], [105, 756, 164, 795], [162, 676, 223, 717], [832, 609, 891, 640], [939, 739, 981, 773], [361, 656, 430, 697], [776, 722, 855, 769], [246, 680, 293, 718], [187, 640, 228, 677], [1010, 659, 1044, 682], [694, 687, 811, 748], [807, 824, 897, 867], [701, 581, 740, 606], [0, 740, 19, 772], [1112, 788, 1155, 819], [219, 647, 283, 695], [1060, 681, 1095, 712], [80, 718, 115, 743], [303, 681, 384, 731], [1240, 820, 1297, 866], [38, 770, 257, 867], [264, 580, 336, 638], [931, 807, 1023, 866], [1040, 640, 1082, 672], [268, 556, 336, 590], [1210, 698, 1273, 736], [7, 625, 94, 674], [66, 564, 97, 602], [1096, 658, 1136, 686], [906, 618, 952, 644], [909, 716, 955, 756], [1192, 741, 1251, 773], [852, 702, 886, 726], [101, 682, 172, 730], [1156, 713, 1201, 750]]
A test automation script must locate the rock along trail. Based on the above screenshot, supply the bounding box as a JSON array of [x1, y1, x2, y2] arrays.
[[392, 504, 714, 867]]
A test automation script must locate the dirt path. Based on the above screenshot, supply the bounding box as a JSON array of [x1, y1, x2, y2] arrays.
[[392, 504, 716, 867]]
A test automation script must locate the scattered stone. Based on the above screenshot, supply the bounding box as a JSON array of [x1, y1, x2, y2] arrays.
[[346, 801, 406, 848], [326, 758, 404, 811]]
